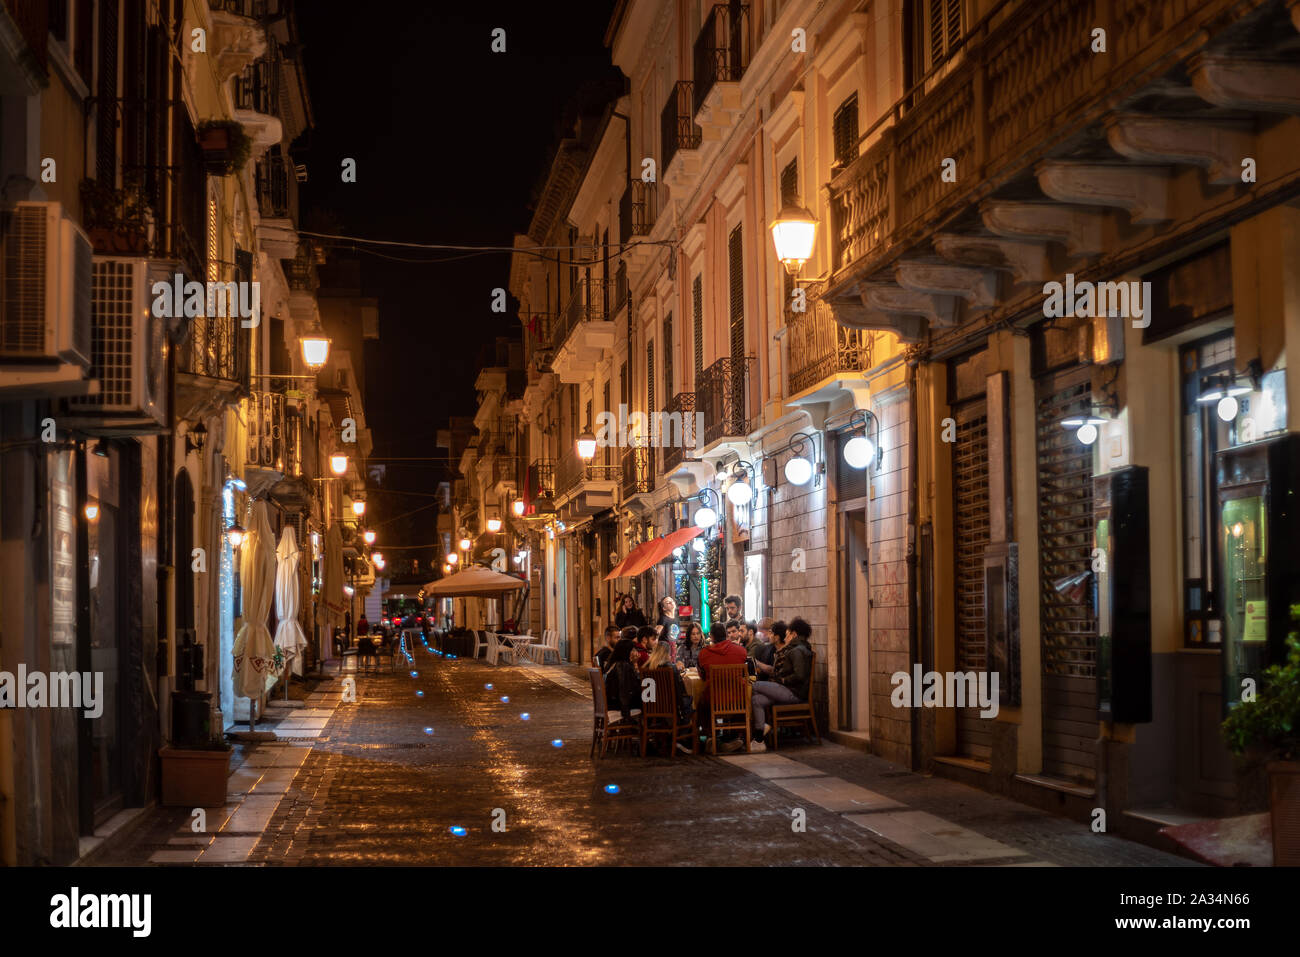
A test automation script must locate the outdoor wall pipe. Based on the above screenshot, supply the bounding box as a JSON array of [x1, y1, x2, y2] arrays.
[[906, 357, 921, 771]]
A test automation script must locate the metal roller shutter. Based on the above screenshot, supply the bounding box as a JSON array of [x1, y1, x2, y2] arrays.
[[953, 401, 991, 761], [1035, 372, 1098, 784]]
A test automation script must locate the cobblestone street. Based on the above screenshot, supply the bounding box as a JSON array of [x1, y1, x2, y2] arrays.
[[103, 643, 1195, 867]]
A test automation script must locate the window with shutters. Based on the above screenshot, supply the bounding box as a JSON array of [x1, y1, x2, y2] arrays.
[[692, 275, 704, 386], [663, 313, 673, 406], [728, 226, 744, 362], [910, 0, 964, 77], [779, 158, 799, 206], [832, 94, 859, 168], [602, 381, 612, 465], [619, 360, 629, 411], [647, 339, 656, 416]]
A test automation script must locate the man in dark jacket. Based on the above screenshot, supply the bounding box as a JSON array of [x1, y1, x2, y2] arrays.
[[749, 617, 814, 751]]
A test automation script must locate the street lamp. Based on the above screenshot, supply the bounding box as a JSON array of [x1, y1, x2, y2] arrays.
[[486, 515, 502, 533], [299, 325, 331, 369], [1197, 373, 1252, 423], [770, 203, 818, 276], [370, 551, 385, 569], [842, 409, 881, 470], [692, 487, 721, 529], [226, 523, 246, 549], [84, 501, 100, 521], [459, 536, 472, 551], [352, 499, 366, 518], [577, 431, 598, 461], [1061, 414, 1110, 446], [446, 552, 459, 565], [363, 529, 376, 545], [512, 499, 525, 517], [329, 452, 349, 476], [724, 461, 755, 506]]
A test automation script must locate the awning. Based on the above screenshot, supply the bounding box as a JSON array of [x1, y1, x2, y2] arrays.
[[423, 565, 527, 597]]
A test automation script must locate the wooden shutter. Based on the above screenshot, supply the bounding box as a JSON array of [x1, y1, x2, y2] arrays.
[[692, 275, 704, 384], [96, 0, 118, 183], [832, 94, 858, 167], [953, 399, 991, 761], [780, 158, 799, 205], [647, 339, 655, 414], [728, 226, 744, 362], [663, 312, 673, 403]]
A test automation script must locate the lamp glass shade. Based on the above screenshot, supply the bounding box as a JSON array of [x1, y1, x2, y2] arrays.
[[300, 334, 331, 369], [329, 453, 348, 475], [576, 432, 598, 461], [363, 530, 376, 545], [226, 524, 246, 548], [84, 502, 99, 521], [726, 478, 753, 506], [843, 435, 875, 469], [352, 500, 366, 517], [446, 552, 458, 564], [1216, 395, 1239, 422], [1077, 423, 1099, 446], [459, 537, 472, 551], [693, 505, 718, 528], [512, 499, 525, 516], [486, 517, 502, 533], [784, 456, 814, 486], [770, 205, 817, 271]]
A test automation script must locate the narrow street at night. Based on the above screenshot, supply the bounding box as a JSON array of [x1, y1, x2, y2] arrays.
[[2, 0, 1298, 942], [98, 650, 1190, 868]]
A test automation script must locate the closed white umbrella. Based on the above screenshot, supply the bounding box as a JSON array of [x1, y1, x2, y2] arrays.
[[232, 501, 279, 730], [274, 526, 307, 679]]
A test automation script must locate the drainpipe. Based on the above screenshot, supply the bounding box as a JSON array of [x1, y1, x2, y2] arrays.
[[905, 357, 921, 771]]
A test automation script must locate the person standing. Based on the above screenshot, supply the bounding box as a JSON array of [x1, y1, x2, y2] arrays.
[[720, 594, 743, 626], [615, 594, 647, 629]]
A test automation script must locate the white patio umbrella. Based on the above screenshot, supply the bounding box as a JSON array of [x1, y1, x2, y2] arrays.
[[274, 525, 308, 685], [232, 500, 280, 730]]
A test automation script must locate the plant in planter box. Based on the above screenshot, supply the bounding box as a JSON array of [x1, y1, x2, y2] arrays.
[[197, 120, 254, 175], [1222, 603, 1300, 865], [79, 175, 151, 254]]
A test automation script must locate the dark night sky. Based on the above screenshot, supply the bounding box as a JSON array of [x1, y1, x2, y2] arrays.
[[295, 0, 618, 566]]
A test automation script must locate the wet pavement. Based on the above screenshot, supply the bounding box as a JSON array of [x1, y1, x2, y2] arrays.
[[102, 639, 1196, 866]]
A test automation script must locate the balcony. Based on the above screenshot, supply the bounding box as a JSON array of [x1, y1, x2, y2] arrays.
[[692, 4, 749, 131], [819, 0, 1300, 346], [246, 390, 306, 499], [695, 356, 754, 452], [551, 277, 617, 383], [555, 450, 619, 519], [661, 81, 702, 192], [621, 444, 656, 500], [254, 145, 298, 258], [786, 298, 876, 403], [619, 180, 657, 241], [660, 392, 699, 475], [521, 460, 556, 520], [231, 46, 282, 155]]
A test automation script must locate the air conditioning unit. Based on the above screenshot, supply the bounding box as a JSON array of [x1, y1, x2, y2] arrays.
[[0, 202, 92, 366], [67, 257, 167, 425]]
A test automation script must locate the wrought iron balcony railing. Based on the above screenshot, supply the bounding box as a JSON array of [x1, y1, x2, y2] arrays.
[[525, 460, 555, 514], [554, 277, 615, 352], [234, 50, 280, 117], [286, 241, 319, 292], [246, 390, 302, 477], [692, 3, 750, 115], [621, 444, 656, 498], [661, 392, 697, 474], [556, 451, 620, 497], [660, 80, 701, 172], [787, 299, 875, 395], [619, 180, 657, 243], [696, 356, 753, 448], [255, 144, 291, 219]]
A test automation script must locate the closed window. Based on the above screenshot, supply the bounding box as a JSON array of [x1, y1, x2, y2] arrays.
[[832, 94, 858, 168]]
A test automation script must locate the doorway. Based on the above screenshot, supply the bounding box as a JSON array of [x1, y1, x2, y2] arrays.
[[841, 509, 871, 732]]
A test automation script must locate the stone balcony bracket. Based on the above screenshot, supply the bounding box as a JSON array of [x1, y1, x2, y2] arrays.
[[1035, 160, 1171, 225], [860, 282, 958, 328], [894, 261, 997, 310], [981, 201, 1108, 260], [1104, 113, 1256, 186], [1188, 53, 1300, 115], [932, 234, 1052, 285], [207, 10, 268, 84]]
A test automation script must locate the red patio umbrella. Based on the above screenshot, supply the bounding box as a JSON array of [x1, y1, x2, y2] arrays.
[[618, 525, 706, 579], [604, 537, 659, 581]]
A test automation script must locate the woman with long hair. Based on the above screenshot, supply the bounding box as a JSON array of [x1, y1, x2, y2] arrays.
[[676, 620, 705, 670], [615, 593, 647, 629]]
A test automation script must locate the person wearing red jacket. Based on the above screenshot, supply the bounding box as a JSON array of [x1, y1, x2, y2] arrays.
[[696, 623, 749, 752]]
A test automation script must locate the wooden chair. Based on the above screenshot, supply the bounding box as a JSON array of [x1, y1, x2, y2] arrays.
[[705, 664, 751, 754], [769, 651, 821, 750], [640, 667, 695, 757], [587, 668, 641, 759]]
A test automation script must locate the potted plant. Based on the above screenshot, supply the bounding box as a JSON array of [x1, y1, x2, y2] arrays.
[[79, 175, 150, 254], [197, 120, 254, 175], [1222, 603, 1300, 866]]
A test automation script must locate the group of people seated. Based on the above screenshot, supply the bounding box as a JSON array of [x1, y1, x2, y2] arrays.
[[596, 592, 814, 753]]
